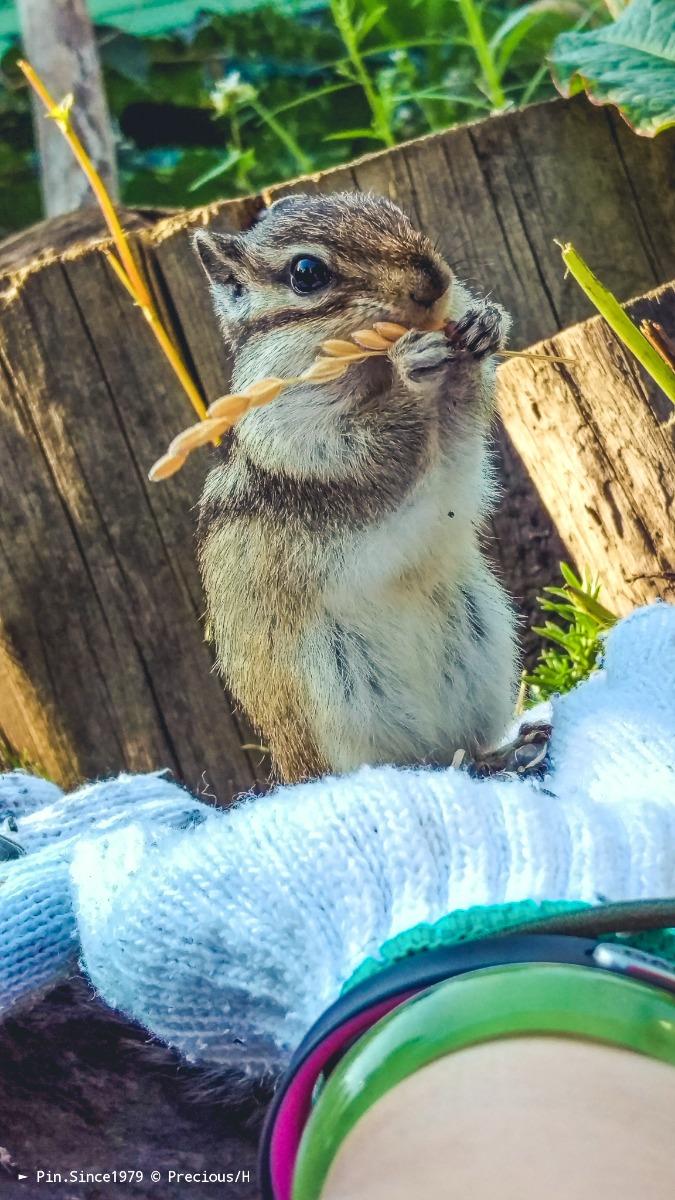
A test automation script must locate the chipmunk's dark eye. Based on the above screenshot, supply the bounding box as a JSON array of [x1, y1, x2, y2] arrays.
[[290, 255, 331, 294]]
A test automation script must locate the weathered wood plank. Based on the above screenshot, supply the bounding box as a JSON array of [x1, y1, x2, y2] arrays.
[[0, 254, 260, 797], [498, 282, 675, 615]]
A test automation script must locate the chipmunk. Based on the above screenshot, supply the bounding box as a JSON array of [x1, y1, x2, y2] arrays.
[[194, 191, 519, 783]]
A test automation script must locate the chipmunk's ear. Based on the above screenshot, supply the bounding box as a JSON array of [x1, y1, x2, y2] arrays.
[[193, 230, 247, 327], [192, 229, 241, 286]]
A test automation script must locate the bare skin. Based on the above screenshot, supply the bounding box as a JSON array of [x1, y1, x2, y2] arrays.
[[321, 1036, 675, 1200]]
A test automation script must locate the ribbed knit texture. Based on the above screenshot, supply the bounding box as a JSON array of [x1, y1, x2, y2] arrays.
[[0, 772, 205, 1015], [0, 602, 674, 1075]]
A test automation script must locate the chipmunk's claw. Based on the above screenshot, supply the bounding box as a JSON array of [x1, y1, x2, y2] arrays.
[[465, 721, 552, 780], [445, 302, 506, 360], [392, 302, 506, 386]]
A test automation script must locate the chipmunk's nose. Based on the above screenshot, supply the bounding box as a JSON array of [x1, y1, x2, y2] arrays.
[[408, 258, 450, 309]]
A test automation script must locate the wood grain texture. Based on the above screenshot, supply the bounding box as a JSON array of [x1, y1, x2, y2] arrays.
[[497, 282, 675, 615], [0, 250, 263, 799], [0, 96, 673, 789]]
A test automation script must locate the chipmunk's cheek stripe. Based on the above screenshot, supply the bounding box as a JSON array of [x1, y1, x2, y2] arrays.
[[234, 294, 355, 340]]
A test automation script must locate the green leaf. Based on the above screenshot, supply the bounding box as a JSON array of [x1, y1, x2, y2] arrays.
[[323, 127, 385, 140], [354, 4, 387, 44], [550, 0, 675, 136], [524, 562, 619, 705], [188, 147, 250, 191], [564, 584, 618, 628], [558, 241, 675, 404], [531, 623, 573, 648], [559, 561, 584, 589], [490, 1, 582, 75]]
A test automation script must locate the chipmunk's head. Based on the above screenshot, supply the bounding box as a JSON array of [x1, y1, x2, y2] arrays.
[[193, 192, 453, 378]]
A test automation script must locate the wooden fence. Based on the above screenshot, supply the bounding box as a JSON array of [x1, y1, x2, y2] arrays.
[[1, 96, 673, 798]]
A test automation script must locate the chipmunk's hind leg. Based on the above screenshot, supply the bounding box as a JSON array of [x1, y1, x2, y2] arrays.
[[269, 732, 332, 785], [254, 690, 332, 785]]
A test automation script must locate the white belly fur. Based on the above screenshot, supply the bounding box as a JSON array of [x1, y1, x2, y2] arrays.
[[301, 452, 518, 770]]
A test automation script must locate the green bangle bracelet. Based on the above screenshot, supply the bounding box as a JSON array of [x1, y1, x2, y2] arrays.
[[292, 963, 675, 1200]]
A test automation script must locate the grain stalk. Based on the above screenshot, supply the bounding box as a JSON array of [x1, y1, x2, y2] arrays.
[[19, 59, 209, 427], [149, 322, 574, 482]]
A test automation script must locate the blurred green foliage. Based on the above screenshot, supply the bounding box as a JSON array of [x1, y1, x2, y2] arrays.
[[0, 0, 608, 237]]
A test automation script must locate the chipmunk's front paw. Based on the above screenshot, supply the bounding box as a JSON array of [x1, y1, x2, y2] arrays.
[[391, 329, 455, 385], [392, 302, 507, 387], [446, 302, 507, 360]]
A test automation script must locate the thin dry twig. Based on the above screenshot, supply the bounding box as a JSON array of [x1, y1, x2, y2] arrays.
[[640, 320, 675, 372]]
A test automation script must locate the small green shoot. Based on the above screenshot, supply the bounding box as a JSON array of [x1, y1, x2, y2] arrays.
[[525, 563, 618, 705], [558, 242, 675, 405]]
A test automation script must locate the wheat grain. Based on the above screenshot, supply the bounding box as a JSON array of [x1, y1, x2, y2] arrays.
[[320, 339, 368, 357], [372, 321, 408, 341], [350, 329, 392, 350], [169, 417, 229, 457], [242, 378, 286, 402], [301, 358, 352, 383], [148, 451, 188, 482], [207, 394, 252, 420]]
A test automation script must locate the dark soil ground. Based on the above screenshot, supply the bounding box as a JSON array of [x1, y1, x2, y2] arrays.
[[0, 977, 264, 1199]]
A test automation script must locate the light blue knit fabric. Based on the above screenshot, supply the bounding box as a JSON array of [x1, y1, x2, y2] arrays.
[[0, 603, 674, 1074], [0, 771, 206, 1015]]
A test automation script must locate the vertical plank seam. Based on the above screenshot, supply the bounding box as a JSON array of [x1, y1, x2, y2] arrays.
[[604, 113, 662, 284]]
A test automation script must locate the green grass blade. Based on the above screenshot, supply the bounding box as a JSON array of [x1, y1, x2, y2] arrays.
[[557, 241, 675, 405]]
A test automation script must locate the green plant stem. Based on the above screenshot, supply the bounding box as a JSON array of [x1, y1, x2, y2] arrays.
[[329, 0, 396, 146], [558, 242, 675, 406], [250, 98, 313, 174], [456, 0, 507, 110]]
